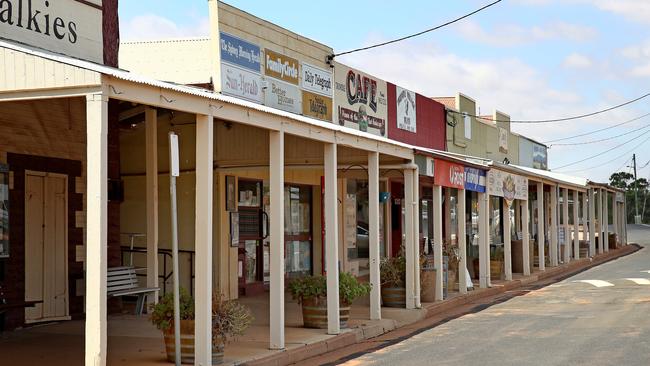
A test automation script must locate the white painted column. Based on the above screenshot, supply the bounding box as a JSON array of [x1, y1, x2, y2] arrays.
[[412, 167, 421, 308], [550, 187, 558, 266], [573, 190, 580, 260], [522, 199, 531, 276], [582, 190, 588, 257], [270, 131, 287, 345], [478, 192, 489, 288], [433, 185, 444, 300], [503, 199, 512, 281], [404, 169, 416, 308], [623, 198, 628, 245], [368, 152, 381, 320], [458, 189, 468, 294], [85, 93, 108, 366], [194, 114, 214, 365], [537, 182, 545, 271], [145, 107, 159, 303], [324, 143, 339, 334], [563, 188, 570, 263], [603, 190, 609, 252], [613, 194, 619, 247], [599, 189, 605, 254], [589, 189, 596, 257]]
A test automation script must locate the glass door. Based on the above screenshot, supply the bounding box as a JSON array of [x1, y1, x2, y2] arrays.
[[284, 185, 313, 279], [237, 179, 265, 296]]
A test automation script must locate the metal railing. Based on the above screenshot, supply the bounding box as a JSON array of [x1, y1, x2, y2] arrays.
[[119, 245, 196, 296]]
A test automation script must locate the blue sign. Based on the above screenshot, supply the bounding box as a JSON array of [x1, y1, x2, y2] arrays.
[[464, 167, 486, 193], [219, 32, 261, 73]]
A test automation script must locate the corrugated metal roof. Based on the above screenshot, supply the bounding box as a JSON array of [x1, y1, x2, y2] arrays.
[[510, 164, 588, 187], [0, 39, 414, 153]]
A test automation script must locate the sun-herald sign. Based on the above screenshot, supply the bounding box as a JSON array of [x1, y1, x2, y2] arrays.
[[0, 0, 104, 63]]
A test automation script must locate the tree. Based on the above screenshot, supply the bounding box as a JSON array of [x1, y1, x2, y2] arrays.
[[609, 172, 634, 189]]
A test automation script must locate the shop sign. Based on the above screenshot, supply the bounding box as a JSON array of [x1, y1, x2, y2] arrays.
[[221, 63, 263, 103], [220, 32, 261, 72], [334, 62, 388, 137], [533, 144, 548, 170], [302, 90, 332, 121], [487, 169, 528, 205], [264, 77, 301, 114], [396, 86, 417, 133], [464, 167, 486, 193], [498, 127, 509, 154], [264, 48, 299, 85], [0, 0, 104, 63], [434, 159, 465, 189], [301, 62, 333, 97], [616, 192, 624, 203]]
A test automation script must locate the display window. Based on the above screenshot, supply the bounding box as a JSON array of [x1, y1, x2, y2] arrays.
[[0, 165, 8, 258]]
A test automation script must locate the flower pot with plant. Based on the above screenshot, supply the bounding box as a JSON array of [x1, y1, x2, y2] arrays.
[[490, 245, 504, 280], [150, 288, 253, 364], [380, 253, 407, 307], [289, 272, 370, 329]]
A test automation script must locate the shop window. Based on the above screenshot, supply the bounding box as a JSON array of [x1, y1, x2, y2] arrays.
[[490, 196, 504, 245], [0, 165, 8, 258], [284, 185, 312, 279], [346, 179, 369, 276]]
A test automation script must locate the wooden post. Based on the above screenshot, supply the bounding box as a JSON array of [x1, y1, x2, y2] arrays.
[[85, 92, 108, 366], [145, 107, 159, 304], [324, 143, 340, 334], [368, 151, 381, 320], [536, 182, 545, 271], [270, 131, 286, 345], [194, 114, 213, 365]]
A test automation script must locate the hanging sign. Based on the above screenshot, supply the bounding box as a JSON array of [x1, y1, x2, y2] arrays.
[[434, 159, 465, 189], [264, 77, 302, 114], [264, 48, 299, 85], [498, 127, 509, 154], [219, 32, 263, 103], [396, 86, 417, 133], [487, 169, 528, 205], [464, 167, 486, 193], [334, 62, 388, 137]]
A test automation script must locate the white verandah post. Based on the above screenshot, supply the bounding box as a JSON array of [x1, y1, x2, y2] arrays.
[[412, 166, 421, 308], [404, 168, 415, 308], [324, 142, 340, 334], [145, 107, 159, 303], [589, 189, 596, 257], [604, 190, 610, 252], [563, 188, 570, 263], [85, 92, 108, 366], [503, 199, 512, 281], [368, 151, 381, 320], [270, 131, 287, 345], [536, 182, 545, 271], [433, 185, 444, 299], [550, 186, 558, 266], [522, 199, 531, 276], [458, 188, 467, 294], [478, 192, 489, 288], [573, 190, 580, 260]]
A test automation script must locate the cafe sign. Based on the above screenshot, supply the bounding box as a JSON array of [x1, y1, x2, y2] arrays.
[[396, 86, 416, 133], [334, 62, 388, 137], [487, 169, 528, 205], [264, 48, 299, 85], [0, 0, 104, 63], [434, 159, 465, 189]]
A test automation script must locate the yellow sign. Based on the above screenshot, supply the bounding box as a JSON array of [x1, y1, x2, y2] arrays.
[[264, 48, 300, 85], [302, 90, 333, 121]]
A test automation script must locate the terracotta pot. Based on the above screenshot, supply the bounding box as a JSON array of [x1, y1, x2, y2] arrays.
[[163, 319, 225, 365], [381, 286, 407, 307], [301, 297, 350, 329]]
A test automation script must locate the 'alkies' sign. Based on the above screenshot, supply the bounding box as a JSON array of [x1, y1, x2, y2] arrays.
[[0, 0, 103, 63]]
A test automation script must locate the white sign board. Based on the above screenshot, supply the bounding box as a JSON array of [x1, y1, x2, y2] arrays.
[[0, 0, 104, 63], [169, 133, 180, 177], [301, 62, 333, 97], [221, 63, 263, 103], [396, 86, 417, 133], [498, 127, 509, 154], [487, 169, 528, 204], [264, 77, 302, 114]]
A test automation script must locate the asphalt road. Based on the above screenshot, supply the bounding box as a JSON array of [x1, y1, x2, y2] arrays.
[[339, 225, 650, 366]]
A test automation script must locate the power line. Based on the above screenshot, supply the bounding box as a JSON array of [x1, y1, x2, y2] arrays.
[[448, 91, 650, 123], [543, 111, 650, 143], [329, 0, 502, 59], [557, 137, 650, 174], [549, 123, 650, 147], [553, 128, 650, 170]]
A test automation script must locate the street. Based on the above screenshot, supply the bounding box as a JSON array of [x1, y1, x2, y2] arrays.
[[339, 225, 650, 366]]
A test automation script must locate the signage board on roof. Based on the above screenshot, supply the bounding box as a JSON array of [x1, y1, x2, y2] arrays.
[[220, 32, 262, 72], [334, 62, 388, 137], [487, 169, 528, 205], [264, 48, 300, 85], [396, 86, 417, 133], [464, 167, 486, 193], [302, 90, 333, 121], [0, 0, 104, 63], [434, 159, 465, 189], [264, 77, 301, 114], [533, 144, 548, 170], [220, 63, 263, 103], [301, 62, 333, 97]]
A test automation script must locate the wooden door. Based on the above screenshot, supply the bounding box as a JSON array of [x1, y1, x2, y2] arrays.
[[25, 172, 68, 322]]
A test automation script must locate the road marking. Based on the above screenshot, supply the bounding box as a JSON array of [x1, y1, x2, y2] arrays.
[[573, 280, 615, 287], [625, 278, 650, 285], [641, 270, 650, 274]]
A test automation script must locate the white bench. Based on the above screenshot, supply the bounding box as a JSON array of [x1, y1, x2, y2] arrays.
[[107, 266, 159, 315]]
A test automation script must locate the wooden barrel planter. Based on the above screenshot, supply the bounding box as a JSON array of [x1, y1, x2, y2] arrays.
[[381, 287, 406, 307], [163, 320, 225, 365], [490, 260, 503, 280], [301, 297, 350, 329]]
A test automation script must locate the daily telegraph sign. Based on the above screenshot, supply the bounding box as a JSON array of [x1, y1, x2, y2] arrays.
[[0, 0, 103, 63]]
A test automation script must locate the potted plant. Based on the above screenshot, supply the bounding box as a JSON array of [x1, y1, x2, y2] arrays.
[[288, 272, 370, 329], [150, 288, 253, 364], [380, 254, 407, 307], [444, 245, 460, 292], [490, 245, 504, 280]]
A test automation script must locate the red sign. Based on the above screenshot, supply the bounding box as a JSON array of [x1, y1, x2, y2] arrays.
[[434, 159, 465, 189]]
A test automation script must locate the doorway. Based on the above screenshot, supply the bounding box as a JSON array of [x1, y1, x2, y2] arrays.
[[24, 172, 69, 323]]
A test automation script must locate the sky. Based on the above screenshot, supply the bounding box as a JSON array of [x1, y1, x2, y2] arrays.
[[118, 0, 650, 183]]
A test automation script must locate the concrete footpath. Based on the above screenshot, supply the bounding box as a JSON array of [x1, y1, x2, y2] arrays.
[[244, 244, 641, 366]]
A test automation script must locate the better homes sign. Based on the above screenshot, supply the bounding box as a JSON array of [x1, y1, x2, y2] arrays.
[[0, 0, 103, 63]]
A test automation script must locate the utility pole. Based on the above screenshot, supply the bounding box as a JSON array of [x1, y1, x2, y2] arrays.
[[633, 154, 640, 224]]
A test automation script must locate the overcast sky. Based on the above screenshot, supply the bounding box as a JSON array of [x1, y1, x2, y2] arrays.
[[119, 0, 650, 183]]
